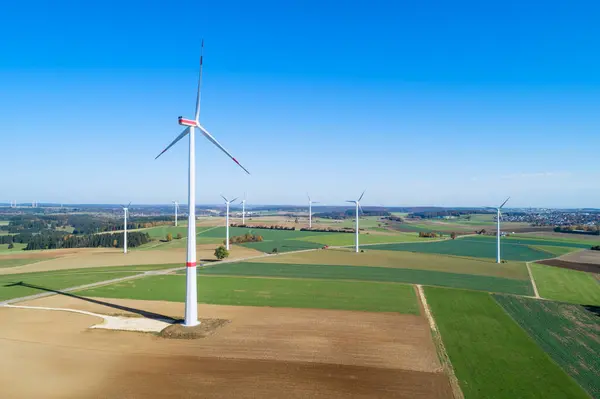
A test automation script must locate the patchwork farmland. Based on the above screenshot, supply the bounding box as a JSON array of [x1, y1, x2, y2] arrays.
[[0, 223, 598, 398]]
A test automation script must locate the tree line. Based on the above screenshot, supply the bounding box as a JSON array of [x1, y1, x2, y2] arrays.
[[24, 232, 150, 251]]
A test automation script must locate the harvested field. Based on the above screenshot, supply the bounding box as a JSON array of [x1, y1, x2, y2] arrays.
[[254, 249, 530, 280], [0, 299, 452, 398], [424, 287, 590, 399], [559, 249, 600, 265], [538, 259, 600, 274], [0, 245, 263, 275], [519, 231, 600, 242], [494, 295, 600, 398]]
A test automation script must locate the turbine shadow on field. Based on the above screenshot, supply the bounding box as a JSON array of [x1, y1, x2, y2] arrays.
[[4, 282, 180, 322], [582, 304, 600, 317]]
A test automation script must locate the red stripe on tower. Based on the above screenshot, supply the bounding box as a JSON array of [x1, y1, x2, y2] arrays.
[[186, 262, 197, 267]]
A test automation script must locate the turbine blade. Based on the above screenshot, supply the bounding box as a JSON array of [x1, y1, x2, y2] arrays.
[[499, 196, 510, 209], [127, 202, 131, 208], [358, 189, 366, 202], [346, 200, 355, 203], [155, 127, 190, 159], [197, 124, 250, 174], [231, 197, 239, 203], [220, 194, 228, 202], [307, 193, 310, 201], [194, 39, 204, 122], [358, 203, 364, 215]]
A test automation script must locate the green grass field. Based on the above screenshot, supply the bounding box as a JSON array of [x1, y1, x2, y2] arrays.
[[472, 235, 592, 249], [254, 249, 530, 280], [77, 275, 420, 314], [194, 262, 533, 295], [367, 238, 551, 261], [0, 264, 179, 301], [297, 232, 426, 246], [329, 216, 384, 229], [425, 287, 589, 399], [0, 221, 9, 226], [0, 243, 26, 254], [495, 295, 600, 398], [530, 263, 600, 305]]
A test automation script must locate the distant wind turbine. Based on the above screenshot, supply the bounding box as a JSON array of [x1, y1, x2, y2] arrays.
[[491, 197, 510, 263], [155, 40, 250, 327], [221, 195, 238, 250], [240, 193, 247, 225], [172, 201, 179, 227], [121, 202, 131, 254], [346, 190, 366, 253], [307, 193, 319, 229]]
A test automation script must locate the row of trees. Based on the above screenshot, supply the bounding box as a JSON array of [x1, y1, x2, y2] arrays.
[[554, 226, 600, 235], [299, 227, 354, 233], [226, 233, 264, 244], [24, 232, 151, 251], [418, 232, 438, 238], [229, 223, 296, 231]]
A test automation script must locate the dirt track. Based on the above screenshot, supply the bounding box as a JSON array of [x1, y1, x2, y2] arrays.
[[0, 298, 452, 398]]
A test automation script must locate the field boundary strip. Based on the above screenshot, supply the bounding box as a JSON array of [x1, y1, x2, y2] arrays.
[[525, 262, 540, 298], [416, 284, 464, 399]]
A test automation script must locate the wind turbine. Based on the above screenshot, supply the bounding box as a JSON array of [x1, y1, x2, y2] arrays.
[[346, 190, 366, 253], [221, 195, 238, 250], [155, 41, 250, 327], [240, 193, 247, 225], [121, 202, 131, 254], [307, 193, 319, 229], [172, 201, 179, 227], [492, 197, 510, 263]]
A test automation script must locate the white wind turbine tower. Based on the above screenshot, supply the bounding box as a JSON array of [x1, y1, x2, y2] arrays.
[[240, 193, 247, 225], [307, 193, 319, 229], [346, 190, 366, 253], [172, 201, 179, 227], [121, 202, 131, 254], [221, 195, 238, 250], [155, 41, 250, 327], [492, 197, 510, 264]]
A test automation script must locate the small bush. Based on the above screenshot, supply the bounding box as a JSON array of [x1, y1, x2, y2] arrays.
[[214, 245, 229, 260], [175, 233, 183, 239], [272, 248, 278, 254], [591, 245, 600, 251]]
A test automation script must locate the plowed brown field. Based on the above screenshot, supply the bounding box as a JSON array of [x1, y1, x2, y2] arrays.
[[0, 298, 452, 398]]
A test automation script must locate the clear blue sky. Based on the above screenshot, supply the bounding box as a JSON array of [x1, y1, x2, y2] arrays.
[[1, 0, 599, 208]]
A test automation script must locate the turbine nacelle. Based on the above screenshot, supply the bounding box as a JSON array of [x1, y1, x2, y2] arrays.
[[178, 117, 197, 127]]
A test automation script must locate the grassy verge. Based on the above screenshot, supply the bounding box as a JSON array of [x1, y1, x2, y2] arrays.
[[77, 275, 420, 314], [425, 287, 589, 399], [195, 262, 533, 295], [530, 263, 600, 305], [494, 295, 600, 398]]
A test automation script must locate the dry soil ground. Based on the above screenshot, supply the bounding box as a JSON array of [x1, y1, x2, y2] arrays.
[[0, 297, 452, 398], [538, 249, 600, 274], [0, 245, 263, 275]]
